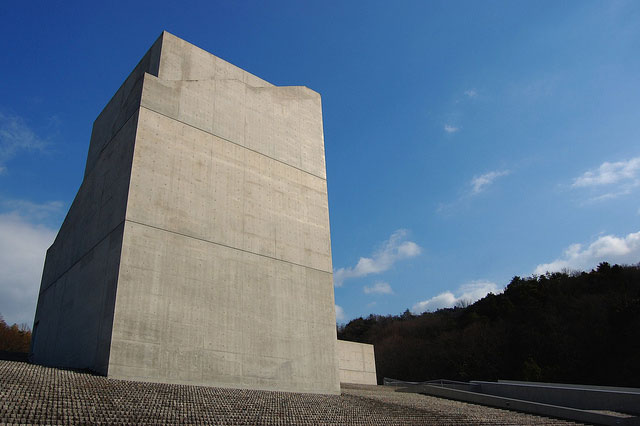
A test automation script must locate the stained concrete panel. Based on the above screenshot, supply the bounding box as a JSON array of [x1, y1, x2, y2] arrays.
[[337, 340, 377, 385], [33, 31, 340, 395]]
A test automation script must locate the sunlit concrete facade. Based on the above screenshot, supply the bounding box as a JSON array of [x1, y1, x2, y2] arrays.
[[337, 340, 377, 385], [32, 31, 340, 394]]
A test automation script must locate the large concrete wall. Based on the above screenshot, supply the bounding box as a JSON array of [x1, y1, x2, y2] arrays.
[[32, 31, 340, 394], [31, 110, 140, 375], [336, 340, 377, 385]]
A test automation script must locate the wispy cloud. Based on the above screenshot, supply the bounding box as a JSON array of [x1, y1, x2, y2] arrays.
[[570, 157, 640, 203], [1, 199, 64, 222], [334, 229, 421, 287], [534, 231, 640, 275], [436, 169, 512, 214], [572, 157, 640, 187], [464, 89, 477, 98], [584, 189, 635, 203], [0, 112, 47, 173], [363, 281, 393, 295], [444, 124, 459, 133], [470, 170, 510, 194], [412, 280, 499, 314], [335, 304, 346, 322]]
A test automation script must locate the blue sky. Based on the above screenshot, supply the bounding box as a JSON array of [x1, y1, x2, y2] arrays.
[[1, 1, 639, 325]]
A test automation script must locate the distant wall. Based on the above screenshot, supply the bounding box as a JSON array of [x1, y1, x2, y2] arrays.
[[336, 340, 377, 385]]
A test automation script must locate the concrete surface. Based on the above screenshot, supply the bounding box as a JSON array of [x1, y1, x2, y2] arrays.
[[399, 384, 639, 425], [499, 380, 640, 395], [336, 340, 377, 385], [473, 380, 640, 416], [32, 31, 340, 394]]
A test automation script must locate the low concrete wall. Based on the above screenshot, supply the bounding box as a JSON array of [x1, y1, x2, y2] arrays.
[[400, 384, 640, 426], [475, 380, 640, 415], [336, 340, 377, 385]]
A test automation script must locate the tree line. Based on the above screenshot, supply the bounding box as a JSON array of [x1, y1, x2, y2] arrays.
[[337, 262, 640, 387], [0, 315, 31, 353]]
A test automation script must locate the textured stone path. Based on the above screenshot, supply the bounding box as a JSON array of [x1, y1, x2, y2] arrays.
[[0, 360, 579, 425]]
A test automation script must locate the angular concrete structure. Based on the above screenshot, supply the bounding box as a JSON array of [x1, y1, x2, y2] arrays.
[[336, 340, 377, 385], [31, 31, 340, 394]]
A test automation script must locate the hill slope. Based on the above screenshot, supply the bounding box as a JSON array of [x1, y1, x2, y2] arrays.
[[338, 263, 640, 387]]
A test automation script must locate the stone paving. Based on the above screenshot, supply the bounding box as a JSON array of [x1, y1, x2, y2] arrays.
[[0, 360, 580, 425]]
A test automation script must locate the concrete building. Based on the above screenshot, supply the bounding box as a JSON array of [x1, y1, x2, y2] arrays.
[[32, 31, 341, 394]]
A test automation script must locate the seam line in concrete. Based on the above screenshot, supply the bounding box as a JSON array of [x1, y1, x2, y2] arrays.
[[140, 105, 327, 181], [340, 368, 375, 372], [39, 220, 126, 295], [125, 219, 332, 274], [109, 342, 290, 361]]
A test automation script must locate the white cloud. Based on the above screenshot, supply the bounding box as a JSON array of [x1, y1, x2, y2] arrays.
[[335, 304, 346, 322], [0, 198, 62, 326], [412, 280, 500, 314], [1, 199, 64, 222], [0, 212, 56, 326], [363, 281, 394, 295], [534, 231, 640, 275], [0, 112, 47, 173], [470, 170, 510, 194], [571, 157, 640, 203], [444, 124, 459, 133], [572, 157, 640, 188], [464, 89, 477, 98], [413, 292, 456, 313], [334, 229, 421, 287]]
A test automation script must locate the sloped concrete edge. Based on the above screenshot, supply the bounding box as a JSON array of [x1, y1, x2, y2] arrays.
[[398, 384, 640, 426]]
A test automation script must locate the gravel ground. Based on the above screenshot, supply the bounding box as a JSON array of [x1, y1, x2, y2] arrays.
[[0, 360, 580, 425]]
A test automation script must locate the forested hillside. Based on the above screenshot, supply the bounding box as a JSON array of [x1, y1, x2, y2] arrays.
[[337, 263, 640, 387]]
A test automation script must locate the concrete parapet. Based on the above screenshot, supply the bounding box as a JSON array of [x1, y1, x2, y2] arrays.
[[336, 340, 377, 385], [398, 380, 640, 425], [474, 380, 640, 415]]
